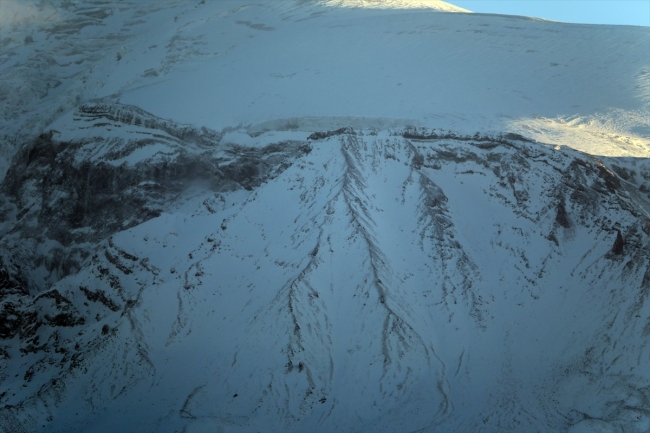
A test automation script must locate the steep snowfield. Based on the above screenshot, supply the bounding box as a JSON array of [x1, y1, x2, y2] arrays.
[[1, 1, 649, 433], [1, 0, 648, 170], [114, 1, 649, 156], [3, 112, 650, 432]]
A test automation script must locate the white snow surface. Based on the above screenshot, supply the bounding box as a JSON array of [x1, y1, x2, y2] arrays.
[[0, 0, 648, 176], [321, 0, 470, 12], [5, 124, 650, 433], [0, 1, 650, 433]]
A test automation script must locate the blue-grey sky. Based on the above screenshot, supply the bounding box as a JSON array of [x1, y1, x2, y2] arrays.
[[450, 1, 650, 26]]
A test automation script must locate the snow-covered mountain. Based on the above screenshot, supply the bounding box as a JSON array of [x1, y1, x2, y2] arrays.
[[0, 1, 649, 432]]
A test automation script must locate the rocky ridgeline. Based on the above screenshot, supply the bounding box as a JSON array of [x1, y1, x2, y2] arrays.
[[0, 119, 649, 432], [0, 104, 311, 388]]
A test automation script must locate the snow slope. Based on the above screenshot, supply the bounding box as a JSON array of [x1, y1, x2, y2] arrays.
[[0, 1, 649, 433], [114, 1, 649, 156], [1, 0, 648, 169], [3, 111, 650, 432]]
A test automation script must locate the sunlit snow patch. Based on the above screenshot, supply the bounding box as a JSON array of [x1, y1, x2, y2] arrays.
[[321, 0, 471, 12], [507, 108, 650, 157]]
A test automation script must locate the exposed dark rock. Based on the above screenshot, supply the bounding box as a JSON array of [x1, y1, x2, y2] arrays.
[[79, 287, 121, 312], [23, 366, 34, 382], [402, 128, 526, 148], [610, 164, 633, 181], [45, 313, 84, 327], [308, 127, 354, 140], [104, 251, 132, 275], [594, 160, 621, 192], [0, 302, 22, 339], [426, 148, 489, 168], [555, 200, 571, 228], [34, 289, 72, 307], [411, 153, 424, 170], [0, 266, 28, 296], [612, 230, 625, 255], [503, 132, 534, 143]]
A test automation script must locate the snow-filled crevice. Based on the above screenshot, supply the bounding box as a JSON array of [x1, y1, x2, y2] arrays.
[[414, 171, 485, 328], [337, 134, 453, 427]]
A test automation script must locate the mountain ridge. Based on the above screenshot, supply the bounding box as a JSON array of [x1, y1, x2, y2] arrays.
[[1, 1, 649, 432], [1, 102, 650, 431]]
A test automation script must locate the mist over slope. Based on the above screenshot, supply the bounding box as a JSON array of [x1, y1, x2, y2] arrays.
[[0, 1, 649, 432]]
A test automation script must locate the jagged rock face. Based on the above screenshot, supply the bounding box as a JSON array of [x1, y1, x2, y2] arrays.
[[0, 116, 649, 432], [0, 103, 309, 292]]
